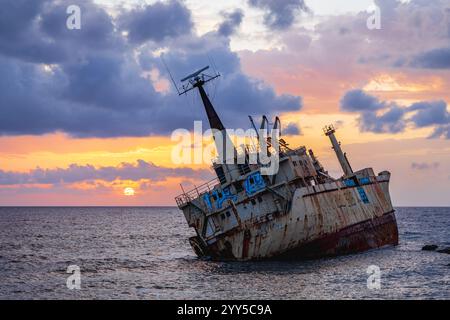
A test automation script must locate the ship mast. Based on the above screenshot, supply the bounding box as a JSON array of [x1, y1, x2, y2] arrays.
[[178, 66, 240, 182]]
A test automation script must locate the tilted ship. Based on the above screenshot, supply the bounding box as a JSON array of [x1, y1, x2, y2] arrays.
[[174, 66, 399, 261]]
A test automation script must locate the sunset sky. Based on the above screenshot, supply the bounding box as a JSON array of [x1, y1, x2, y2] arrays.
[[0, 0, 449, 206]]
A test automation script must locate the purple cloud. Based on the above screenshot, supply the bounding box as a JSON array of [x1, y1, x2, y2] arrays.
[[340, 90, 450, 137], [411, 162, 440, 170], [0, 160, 211, 185], [0, 0, 301, 138], [218, 9, 244, 37], [282, 123, 302, 135], [340, 89, 387, 112], [248, 0, 310, 30], [411, 47, 450, 69], [118, 1, 193, 44]]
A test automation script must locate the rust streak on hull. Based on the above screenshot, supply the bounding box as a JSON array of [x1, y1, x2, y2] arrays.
[[275, 211, 398, 260], [196, 210, 398, 261]]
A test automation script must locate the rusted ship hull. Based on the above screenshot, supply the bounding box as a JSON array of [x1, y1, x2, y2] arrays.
[[192, 211, 398, 261], [275, 211, 398, 260], [185, 172, 399, 261]]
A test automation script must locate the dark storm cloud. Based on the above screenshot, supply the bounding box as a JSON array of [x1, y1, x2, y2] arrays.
[[0, 0, 65, 63], [0, 160, 210, 185], [40, 0, 122, 50], [340, 90, 450, 137], [411, 47, 450, 69], [119, 0, 193, 44], [248, 0, 309, 30], [218, 9, 244, 37], [0, 0, 301, 137], [0, 53, 166, 137]]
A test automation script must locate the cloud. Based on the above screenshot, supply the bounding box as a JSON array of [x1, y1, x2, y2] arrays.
[[429, 124, 450, 139], [411, 47, 450, 69], [240, 0, 450, 116], [0, 160, 210, 185], [409, 100, 450, 127], [359, 106, 406, 134], [340, 89, 407, 133], [282, 123, 302, 135], [40, 0, 121, 50], [340, 89, 450, 137], [340, 89, 387, 112], [0, 0, 64, 63], [0, 0, 126, 64], [248, 0, 310, 30], [0, 0, 301, 137], [217, 9, 244, 37], [119, 0, 193, 44], [411, 162, 440, 170]]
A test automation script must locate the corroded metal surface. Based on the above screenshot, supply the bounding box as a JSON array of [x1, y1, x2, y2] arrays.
[[185, 173, 398, 261]]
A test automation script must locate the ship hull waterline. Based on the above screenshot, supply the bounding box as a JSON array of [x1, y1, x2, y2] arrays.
[[189, 210, 398, 261]]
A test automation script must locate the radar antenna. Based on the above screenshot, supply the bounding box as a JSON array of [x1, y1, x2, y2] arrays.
[[178, 66, 220, 96]]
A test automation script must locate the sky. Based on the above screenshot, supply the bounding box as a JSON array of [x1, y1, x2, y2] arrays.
[[0, 0, 449, 206]]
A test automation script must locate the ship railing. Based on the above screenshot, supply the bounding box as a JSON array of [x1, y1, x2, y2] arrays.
[[175, 178, 219, 207]]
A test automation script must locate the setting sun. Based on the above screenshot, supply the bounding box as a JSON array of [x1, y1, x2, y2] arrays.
[[123, 187, 135, 196]]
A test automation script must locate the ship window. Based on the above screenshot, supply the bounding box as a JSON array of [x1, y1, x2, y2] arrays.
[[220, 213, 226, 220], [293, 161, 297, 166], [257, 196, 263, 203], [214, 166, 227, 185], [234, 181, 243, 193], [249, 177, 254, 184], [226, 211, 231, 217], [251, 199, 256, 205]]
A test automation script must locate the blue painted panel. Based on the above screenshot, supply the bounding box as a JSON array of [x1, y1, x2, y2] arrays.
[[202, 193, 213, 210], [214, 186, 237, 209], [244, 172, 266, 195], [344, 179, 356, 187], [359, 177, 370, 185], [357, 187, 369, 203]]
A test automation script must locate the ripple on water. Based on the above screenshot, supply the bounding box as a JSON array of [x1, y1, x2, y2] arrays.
[[0, 207, 449, 299]]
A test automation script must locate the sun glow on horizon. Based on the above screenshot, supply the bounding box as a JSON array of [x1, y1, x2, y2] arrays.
[[123, 187, 135, 196]]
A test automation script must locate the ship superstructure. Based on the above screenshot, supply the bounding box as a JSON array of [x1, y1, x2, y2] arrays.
[[174, 67, 399, 260]]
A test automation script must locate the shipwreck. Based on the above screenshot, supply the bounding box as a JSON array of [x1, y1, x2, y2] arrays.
[[174, 66, 399, 261]]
